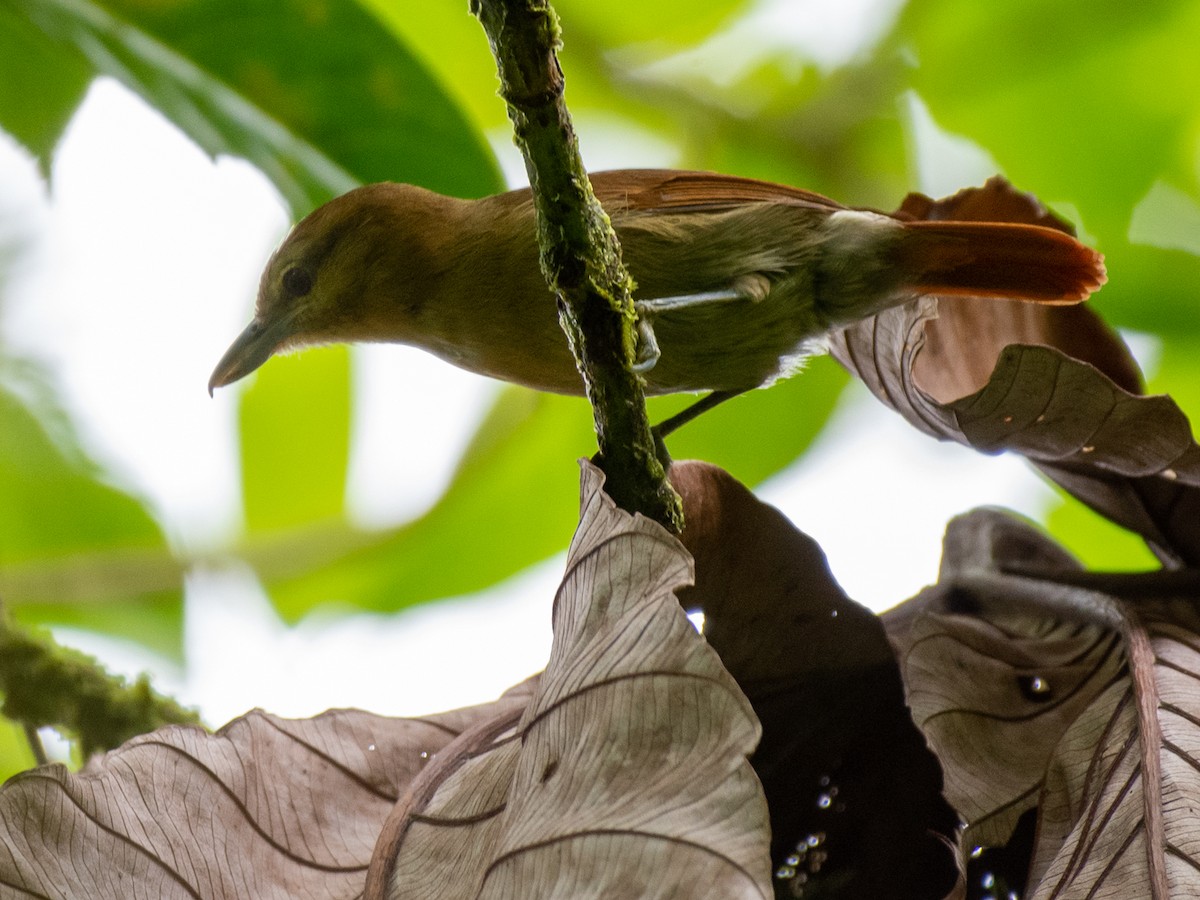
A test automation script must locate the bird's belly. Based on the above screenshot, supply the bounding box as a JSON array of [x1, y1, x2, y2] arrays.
[[639, 282, 823, 394]]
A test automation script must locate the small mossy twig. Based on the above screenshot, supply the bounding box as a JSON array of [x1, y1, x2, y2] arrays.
[[471, 0, 682, 532], [22, 722, 47, 767], [0, 605, 200, 759]]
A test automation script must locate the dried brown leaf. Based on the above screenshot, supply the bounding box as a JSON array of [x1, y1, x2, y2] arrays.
[[671, 461, 960, 899], [829, 178, 1200, 565], [888, 510, 1124, 850], [0, 698, 527, 898], [1028, 600, 1200, 899], [0, 462, 774, 899], [366, 461, 770, 900], [907, 602, 1120, 845], [888, 508, 1200, 899]]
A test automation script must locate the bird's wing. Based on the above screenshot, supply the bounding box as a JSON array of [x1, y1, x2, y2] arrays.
[[588, 169, 846, 215]]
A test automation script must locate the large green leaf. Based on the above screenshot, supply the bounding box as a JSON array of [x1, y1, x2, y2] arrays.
[[649, 354, 849, 487], [894, 0, 1200, 333], [247, 387, 595, 621], [9, 0, 501, 211], [556, 0, 751, 47], [355, 0, 509, 136], [238, 345, 352, 534], [1151, 338, 1200, 424], [0, 364, 182, 657], [0, 718, 36, 783], [1041, 486, 1159, 573], [359, 0, 755, 140], [897, 0, 1200, 224], [0, 4, 90, 163]]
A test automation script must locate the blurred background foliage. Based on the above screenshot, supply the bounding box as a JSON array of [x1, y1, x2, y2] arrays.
[[1, 0, 1197, 774]]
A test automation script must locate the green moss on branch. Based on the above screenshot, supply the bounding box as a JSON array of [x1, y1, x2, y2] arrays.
[[0, 605, 200, 759], [471, 0, 682, 531]]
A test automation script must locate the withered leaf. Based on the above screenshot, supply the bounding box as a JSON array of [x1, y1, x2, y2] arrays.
[[829, 178, 1200, 565], [0, 462, 774, 899], [365, 461, 771, 900], [671, 461, 960, 900], [887, 508, 1200, 899], [887, 509, 1124, 853], [1028, 599, 1200, 899], [0, 697, 528, 898]]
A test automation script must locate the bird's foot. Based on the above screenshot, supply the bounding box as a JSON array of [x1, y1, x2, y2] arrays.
[[632, 317, 661, 373]]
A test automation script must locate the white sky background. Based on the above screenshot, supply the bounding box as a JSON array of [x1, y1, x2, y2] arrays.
[[0, 0, 1071, 730]]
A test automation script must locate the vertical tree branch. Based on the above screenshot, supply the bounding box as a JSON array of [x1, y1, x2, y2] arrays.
[[470, 0, 682, 532]]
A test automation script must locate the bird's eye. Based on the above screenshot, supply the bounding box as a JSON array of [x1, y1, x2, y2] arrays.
[[281, 267, 314, 298]]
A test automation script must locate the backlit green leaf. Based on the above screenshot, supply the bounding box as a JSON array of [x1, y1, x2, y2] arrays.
[[650, 355, 849, 487], [0, 365, 182, 657], [239, 345, 352, 534], [252, 387, 594, 621], [10, 0, 502, 211], [895, 0, 1200, 333], [1042, 487, 1159, 573], [0, 718, 36, 783], [0, 4, 90, 164]]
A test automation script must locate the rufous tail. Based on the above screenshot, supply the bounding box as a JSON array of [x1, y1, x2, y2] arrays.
[[898, 220, 1106, 305]]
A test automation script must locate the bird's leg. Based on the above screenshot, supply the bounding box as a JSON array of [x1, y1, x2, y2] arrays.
[[635, 273, 770, 316], [632, 291, 741, 375], [632, 274, 770, 375], [635, 287, 745, 316], [649, 390, 743, 470], [633, 274, 763, 442], [653, 389, 744, 439]]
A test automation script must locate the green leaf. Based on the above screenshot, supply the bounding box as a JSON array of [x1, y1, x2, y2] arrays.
[[0, 364, 182, 658], [238, 345, 352, 534], [1149, 338, 1200, 421], [248, 362, 845, 622], [649, 355, 849, 486], [11, 0, 502, 212], [1042, 487, 1159, 573], [355, 0, 510, 136], [897, 0, 1200, 224], [0, 3, 90, 164], [360, 0, 755, 141], [250, 388, 595, 621], [0, 718, 36, 783], [555, 0, 752, 48], [895, 0, 1200, 334]]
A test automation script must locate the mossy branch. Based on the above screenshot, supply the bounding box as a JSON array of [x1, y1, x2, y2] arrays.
[[470, 0, 682, 532], [0, 604, 200, 759]]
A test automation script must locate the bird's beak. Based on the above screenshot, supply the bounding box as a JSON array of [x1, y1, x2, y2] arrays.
[[208, 317, 290, 396]]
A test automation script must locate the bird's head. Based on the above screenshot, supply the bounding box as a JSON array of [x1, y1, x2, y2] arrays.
[[208, 183, 453, 394]]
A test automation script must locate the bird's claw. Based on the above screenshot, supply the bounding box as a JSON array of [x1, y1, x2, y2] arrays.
[[633, 317, 661, 374]]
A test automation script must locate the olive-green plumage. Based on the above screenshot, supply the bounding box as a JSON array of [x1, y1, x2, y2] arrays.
[[210, 170, 1105, 396]]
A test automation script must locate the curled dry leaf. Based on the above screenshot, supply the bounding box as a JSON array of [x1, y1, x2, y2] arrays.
[[0, 695, 529, 898], [887, 509, 1125, 852], [365, 461, 770, 900], [887, 507, 1200, 899], [828, 177, 1200, 565], [670, 461, 960, 900]]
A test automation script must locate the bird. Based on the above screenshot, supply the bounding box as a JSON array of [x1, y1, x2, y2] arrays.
[[209, 169, 1105, 429]]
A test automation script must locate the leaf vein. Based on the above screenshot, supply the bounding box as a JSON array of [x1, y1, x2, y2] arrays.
[[481, 829, 767, 898], [11, 771, 203, 898], [122, 739, 372, 874]]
